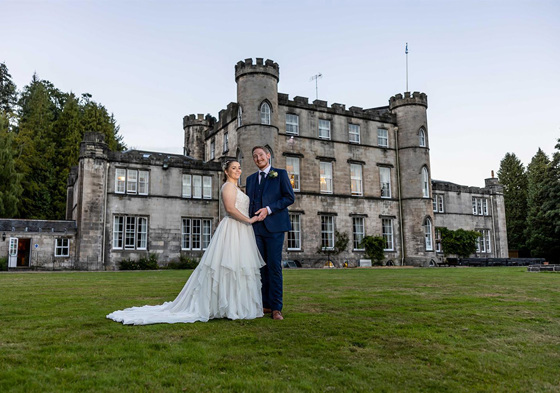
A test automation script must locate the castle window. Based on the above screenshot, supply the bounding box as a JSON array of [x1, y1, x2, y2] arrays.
[[138, 170, 149, 195], [424, 217, 433, 251], [349, 124, 360, 144], [288, 214, 301, 250], [237, 106, 243, 127], [116, 169, 126, 193], [320, 161, 333, 194], [54, 238, 69, 257], [419, 128, 426, 147], [433, 194, 444, 213], [286, 114, 299, 135], [183, 174, 213, 199], [182, 218, 212, 250], [321, 215, 335, 250], [350, 164, 363, 196], [380, 167, 391, 198], [116, 168, 149, 195], [472, 197, 489, 216], [126, 170, 138, 194], [353, 217, 365, 250], [382, 219, 394, 251], [319, 119, 331, 140], [422, 167, 430, 198], [286, 157, 300, 191], [260, 102, 271, 125], [223, 133, 229, 152], [377, 129, 388, 147], [210, 139, 215, 160], [435, 229, 442, 252], [476, 229, 491, 253], [113, 215, 148, 250]]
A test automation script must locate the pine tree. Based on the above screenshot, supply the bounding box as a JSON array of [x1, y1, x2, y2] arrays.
[[0, 112, 22, 217], [542, 140, 560, 263], [0, 62, 18, 115], [15, 74, 57, 219], [525, 149, 555, 260], [497, 153, 528, 252]]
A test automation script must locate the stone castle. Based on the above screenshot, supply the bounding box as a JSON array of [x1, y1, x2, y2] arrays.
[[0, 58, 508, 269]]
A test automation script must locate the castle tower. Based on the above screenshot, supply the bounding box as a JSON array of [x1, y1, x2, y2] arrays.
[[183, 114, 210, 160], [234, 58, 280, 183], [390, 92, 436, 266], [74, 132, 109, 270]]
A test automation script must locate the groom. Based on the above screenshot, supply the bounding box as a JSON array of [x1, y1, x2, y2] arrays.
[[246, 146, 295, 321]]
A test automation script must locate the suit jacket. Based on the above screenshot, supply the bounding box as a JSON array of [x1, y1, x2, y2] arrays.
[[246, 167, 295, 233]]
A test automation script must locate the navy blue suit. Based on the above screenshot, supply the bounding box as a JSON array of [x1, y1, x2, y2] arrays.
[[246, 167, 295, 312]]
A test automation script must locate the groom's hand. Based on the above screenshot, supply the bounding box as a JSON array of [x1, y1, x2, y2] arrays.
[[255, 208, 268, 221]]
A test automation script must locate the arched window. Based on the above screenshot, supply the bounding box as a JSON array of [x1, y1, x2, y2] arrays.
[[236, 148, 243, 186], [237, 106, 243, 127], [422, 167, 430, 198], [265, 144, 274, 167], [260, 102, 271, 125], [424, 217, 433, 251], [419, 128, 426, 147]]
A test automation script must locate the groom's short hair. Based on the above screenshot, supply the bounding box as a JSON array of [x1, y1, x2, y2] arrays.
[[252, 146, 270, 155]]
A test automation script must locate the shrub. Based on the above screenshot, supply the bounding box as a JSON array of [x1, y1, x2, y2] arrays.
[[360, 236, 386, 266], [167, 255, 199, 269], [118, 253, 159, 270], [0, 257, 7, 271]]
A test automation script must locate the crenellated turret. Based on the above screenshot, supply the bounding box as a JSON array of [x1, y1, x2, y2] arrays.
[[183, 113, 210, 160], [391, 92, 436, 266], [234, 58, 280, 185]]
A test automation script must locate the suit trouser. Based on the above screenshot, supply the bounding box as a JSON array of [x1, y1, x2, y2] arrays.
[[255, 231, 285, 312]]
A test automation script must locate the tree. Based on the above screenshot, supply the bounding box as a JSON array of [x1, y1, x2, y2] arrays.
[[359, 235, 386, 265], [525, 149, 556, 260], [0, 62, 18, 116], [541, 140, 560, 263], [497, 153, 528, 252], [0, 112, 22, 217], [439, 228, 480, 258]]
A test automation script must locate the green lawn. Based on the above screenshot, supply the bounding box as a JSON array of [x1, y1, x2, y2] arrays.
[[1, 268, 559, 392]]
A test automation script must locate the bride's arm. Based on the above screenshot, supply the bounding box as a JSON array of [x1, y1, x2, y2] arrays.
[[222, 183, 258, 225]]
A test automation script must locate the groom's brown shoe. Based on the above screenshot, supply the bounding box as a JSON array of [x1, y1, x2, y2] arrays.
[[263, 308, 272, 314], [272, 310, 284, 320]]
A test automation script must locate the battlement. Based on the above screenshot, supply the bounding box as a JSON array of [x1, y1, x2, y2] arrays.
[[183, 113, 211, 129], [235, 58, 279, 82], [389, 92, 428, 110], [278, 92, 395, 123]]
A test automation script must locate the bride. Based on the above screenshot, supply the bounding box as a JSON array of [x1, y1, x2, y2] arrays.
[[106, 161, 265, 325]]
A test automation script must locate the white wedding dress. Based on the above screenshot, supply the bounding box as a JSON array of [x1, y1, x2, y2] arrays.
[[106, 183, 265, 325]]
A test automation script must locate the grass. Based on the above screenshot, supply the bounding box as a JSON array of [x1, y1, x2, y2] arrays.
[[1, 267, 559, 392]]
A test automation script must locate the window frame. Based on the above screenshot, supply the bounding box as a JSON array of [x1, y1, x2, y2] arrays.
[[382, 218, 394, 251], [320, 215, 335, 250], [182, 218, 212, 251], [419, 128, 426, 147], [112, 215, 149, 251], [424, 217, 433, 251], [286, 157, 300, 192], [260, 102, 271, 125], [318, 119, 331, 140], [54, 238, 70, 257], [377, 128, 388, 147], [320, 161, 333, 194], [352, 217, 365, 251], [286, 113, 299, 135], [223, 132, 229, 153], [288, 213, 302, 251], [350, 163, 363, 196], [349, 123, 360, 144], [379, 167, 391, 198], [422, 167, 430, 198]]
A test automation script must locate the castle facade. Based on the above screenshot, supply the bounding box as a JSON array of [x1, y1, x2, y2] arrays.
[[0, 58, 508, 269]]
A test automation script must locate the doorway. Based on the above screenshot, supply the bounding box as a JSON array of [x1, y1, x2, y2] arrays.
[[17, 238, 31, 267]]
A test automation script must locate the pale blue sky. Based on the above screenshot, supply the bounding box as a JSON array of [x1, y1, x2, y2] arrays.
[[1, 0, 558, 187]]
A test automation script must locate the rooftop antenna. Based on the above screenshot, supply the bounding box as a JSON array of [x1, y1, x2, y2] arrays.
[[310, 73, 322, 100], [405, 42, 409, 92]]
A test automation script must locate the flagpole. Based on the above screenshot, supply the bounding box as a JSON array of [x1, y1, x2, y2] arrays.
[[405, 42, 409, 92]]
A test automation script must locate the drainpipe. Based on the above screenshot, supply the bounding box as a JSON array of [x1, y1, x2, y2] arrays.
[[395, 127, 405, 266], [101, 162, 109, 270]]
